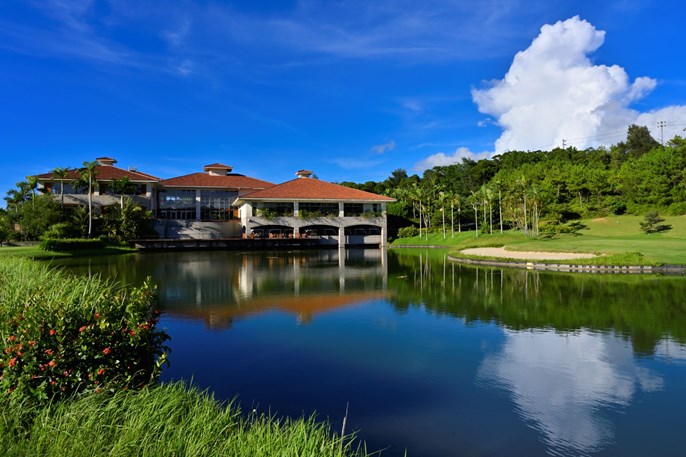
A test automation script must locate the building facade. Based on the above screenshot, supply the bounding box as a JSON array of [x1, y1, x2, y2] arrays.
[[36, 160, 395, 246], [234, 170, 395, 247]]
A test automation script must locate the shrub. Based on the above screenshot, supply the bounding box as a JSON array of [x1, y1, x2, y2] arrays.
[[639, 211, 671, 234], [39, 238, 105, 252], [667, 202, 686, 216], [397, 226, 418, 238], [0, 258, 169, 405], [41, 222, 74, 240]]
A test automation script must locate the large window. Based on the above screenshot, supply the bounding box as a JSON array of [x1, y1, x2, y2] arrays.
[[159, 189, 196, 220], [256, 202, 294, 217], [200, 190, 237, 221], [299, 202, 339, 218], [344, 203, 363, 216]]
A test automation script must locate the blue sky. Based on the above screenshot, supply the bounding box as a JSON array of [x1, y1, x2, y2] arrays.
[[2, 0, 685, 205]]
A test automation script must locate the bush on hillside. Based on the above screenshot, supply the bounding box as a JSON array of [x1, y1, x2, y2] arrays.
[[0, 258, 169, 404], [639, 211, 671, 234], [39, 238, 105, 252], [397, 226, 418, 238]]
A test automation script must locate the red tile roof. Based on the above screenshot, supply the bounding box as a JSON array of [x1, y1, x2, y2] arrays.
[[237, 178, 395, 202], [161, 173, 274, 189], [35, 165, 160, 182]]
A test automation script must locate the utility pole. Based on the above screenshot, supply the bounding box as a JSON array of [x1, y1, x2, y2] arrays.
[[658, 120, 667, 145], [562, 139, 566, 149]]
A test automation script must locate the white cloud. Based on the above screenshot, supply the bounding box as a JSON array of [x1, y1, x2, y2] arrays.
[[479, 330, 663, 455], [414, 147, 491, 171], [635, 106, 686, 144], [471, 16, 686, 152], [370, 140, 396, 154]]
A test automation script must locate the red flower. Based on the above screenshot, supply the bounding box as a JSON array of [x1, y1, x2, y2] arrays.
[[8, 335, 16, 342], [102, 347, 111, 355], [49, 329, 57, 336], [94, 313, 101, 319], [97, 368, 105, 376], [129, 330, 136, 336], [79, 326, 88, 333], [48, 360, 56, 368], [45, 349, 54, 356], [8, 358, 17, 367]]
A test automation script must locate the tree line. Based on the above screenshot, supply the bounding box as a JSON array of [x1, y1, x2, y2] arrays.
[[0, 161, 153, 244], [340, 125, 686, 238]]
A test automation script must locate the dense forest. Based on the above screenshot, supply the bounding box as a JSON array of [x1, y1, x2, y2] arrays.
[[341, 125, 686, 237]]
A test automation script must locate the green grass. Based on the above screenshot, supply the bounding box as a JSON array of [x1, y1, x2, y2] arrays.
[[0, 244, 135, 260], [0, 382, 369, 457], [391, 215, 686, 265]]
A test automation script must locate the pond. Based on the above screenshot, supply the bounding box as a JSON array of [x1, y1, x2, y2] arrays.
[[54, 249, 686, 457]]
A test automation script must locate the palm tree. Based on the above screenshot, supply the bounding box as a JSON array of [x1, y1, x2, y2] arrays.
[[51, 167, 70, 212], [26, 176, 38, 209], [438, 191, 447, 239], [80, 161, 99, 238], [469, 191, 479, 238]]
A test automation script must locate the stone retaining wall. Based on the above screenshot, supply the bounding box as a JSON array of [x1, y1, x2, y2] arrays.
[[448, 255, 686, 275]]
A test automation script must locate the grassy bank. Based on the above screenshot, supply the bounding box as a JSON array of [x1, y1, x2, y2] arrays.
[[391, 215, 686, 265], [0, 382, 367, 457], [1, 258, 369, 456], [0, 244, 135, 260]]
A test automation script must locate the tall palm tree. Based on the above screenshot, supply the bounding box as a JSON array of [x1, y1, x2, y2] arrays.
[[51, 167, 70, 212], [26, 176, 38, 209], [80, 161, 99, 238]]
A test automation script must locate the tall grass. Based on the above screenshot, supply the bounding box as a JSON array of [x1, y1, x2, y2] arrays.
[[0, 382, 369, 457]]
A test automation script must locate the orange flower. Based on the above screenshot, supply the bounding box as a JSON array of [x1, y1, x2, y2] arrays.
[[79, 326, 88, 332], [8, 358, 17, 367], [97, 368, 105, 376], [102, 347, 111, 355], [49, 329, 57, 336]]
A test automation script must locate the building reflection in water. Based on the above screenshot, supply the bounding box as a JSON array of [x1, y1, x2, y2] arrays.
[[478, 329, 664, 456], [158, 248, 388, 329]]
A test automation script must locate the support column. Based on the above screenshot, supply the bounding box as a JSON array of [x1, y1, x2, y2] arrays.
[[338, 226, 345, 248]]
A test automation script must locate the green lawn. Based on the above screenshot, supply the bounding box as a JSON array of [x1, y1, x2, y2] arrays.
[[0, 244, 136, 260], [391, 215, 686, 265]]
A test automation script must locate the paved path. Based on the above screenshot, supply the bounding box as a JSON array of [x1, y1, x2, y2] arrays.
[[460, 247, 596, 261]]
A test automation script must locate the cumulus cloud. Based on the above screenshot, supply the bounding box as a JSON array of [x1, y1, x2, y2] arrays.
[[414, 147, 490, 171], [370, 140, 396, 154], [471, 16, 685, 152], [479, 330, 663, 455]]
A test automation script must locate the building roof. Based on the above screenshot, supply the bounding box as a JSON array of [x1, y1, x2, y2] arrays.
[[35, 165, 160, 183], [160, 172, 274, 189], [236, 177, 395, 203], [203, 163, 233, 170]]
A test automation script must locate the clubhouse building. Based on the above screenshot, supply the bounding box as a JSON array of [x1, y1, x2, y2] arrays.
[[35, 157, 394, 246]]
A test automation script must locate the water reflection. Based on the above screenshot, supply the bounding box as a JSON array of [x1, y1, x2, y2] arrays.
[[58, 249, 389, 330], [53, 249, 686, 457], [479, 329, 664, 456]]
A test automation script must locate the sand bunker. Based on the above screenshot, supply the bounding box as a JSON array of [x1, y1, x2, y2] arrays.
[[460, 247, 596, 261]]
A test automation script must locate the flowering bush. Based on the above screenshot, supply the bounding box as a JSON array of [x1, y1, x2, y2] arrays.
[[0, 257, 169, 404]]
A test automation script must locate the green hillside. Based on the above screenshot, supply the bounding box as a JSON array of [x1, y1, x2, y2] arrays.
[[391, 215, 686, 265]]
